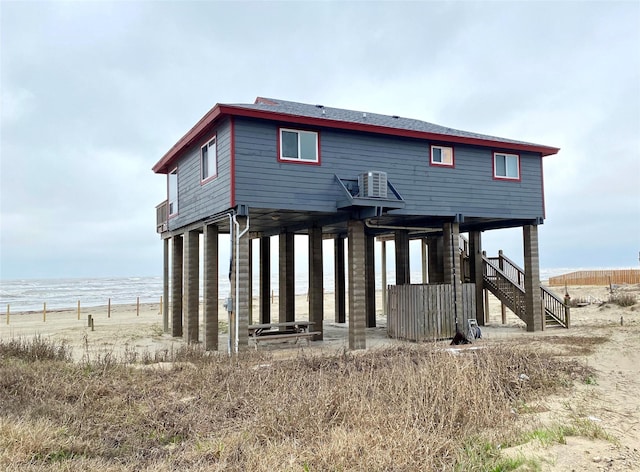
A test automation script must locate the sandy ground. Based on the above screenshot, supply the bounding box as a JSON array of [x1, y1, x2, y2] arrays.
[[1, 285, 639, 471]]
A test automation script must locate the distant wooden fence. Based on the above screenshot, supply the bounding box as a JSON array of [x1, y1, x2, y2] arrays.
[[387, 283, 475, 342], [548, 270, 640, 287]]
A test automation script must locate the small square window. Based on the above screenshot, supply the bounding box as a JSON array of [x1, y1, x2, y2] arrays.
[[279, 128, 319, 163], [493, 152, 520, 180], [201, 136, 217, 181], [430, 145, 454, 167]]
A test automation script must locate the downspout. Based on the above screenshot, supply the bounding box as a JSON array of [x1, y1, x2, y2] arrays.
[[233, 213, 250, 354], [227, 212, 234, 356]]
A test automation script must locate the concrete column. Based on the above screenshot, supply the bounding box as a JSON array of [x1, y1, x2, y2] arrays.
[[427, 237, 445, 283], [443, 222, 463, 326], [259, 236, 271, 324], [184, 229, 199, 344], [203, 224, 218, 350], [381, 240, 387, 317], [523, 225, 543, 332], [236, 217, 250, 349], [365, 232, 376, 327], [421, 238, 428, 283], [171, 234, 183, 337], [395, 230, 410, 285], [309, 226, 324, 340], [279, 231, 295, 323], [163, 238, 169, 333], [443, 224, 457, 284], [334, 236, 346, 323], [469, 231, 485, 325], [348, 220, 367, 350]]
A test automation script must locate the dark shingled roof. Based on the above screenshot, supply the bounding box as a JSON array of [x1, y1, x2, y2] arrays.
[[153, 96, 559, 173], [229, 97, 537, 148]]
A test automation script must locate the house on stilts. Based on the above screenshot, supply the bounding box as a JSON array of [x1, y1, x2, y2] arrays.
[[153, 97, 568, 353]]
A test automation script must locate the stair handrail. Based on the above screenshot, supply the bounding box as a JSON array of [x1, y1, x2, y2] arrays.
[[483, 255, 527, 321], [458, 234, 469, 256], [497, 250, 525, 288], [541, 286, 570, 328], [486, 253, 569, 329]]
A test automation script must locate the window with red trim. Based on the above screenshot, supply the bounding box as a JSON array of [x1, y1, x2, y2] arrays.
[[493, 152, 520, 180], [430, 145, 454, 167], [201, 136, 217, 181], [168, 168, 178, 215], [279, 128, 319, 163]]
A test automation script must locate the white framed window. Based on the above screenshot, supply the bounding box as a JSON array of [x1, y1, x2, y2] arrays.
[[430, 145, 454, 167], [279, 128, 320, 163], [168, 168, 178, 215], [493, 152, 520, 180], [201, 136, 217, 181]]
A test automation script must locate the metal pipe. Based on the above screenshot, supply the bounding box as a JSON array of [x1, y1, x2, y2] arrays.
[[227, 212, 234, 355], [233, 213, 250, 354]]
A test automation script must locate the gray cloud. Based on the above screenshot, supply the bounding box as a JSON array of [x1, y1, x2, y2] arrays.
[[1, 1, 639, 279]]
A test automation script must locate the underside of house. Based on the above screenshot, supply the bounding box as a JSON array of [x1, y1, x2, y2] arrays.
[[153, 98, 567, 352]]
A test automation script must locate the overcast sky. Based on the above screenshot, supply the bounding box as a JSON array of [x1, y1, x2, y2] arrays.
[[1, 0, 639, 280]]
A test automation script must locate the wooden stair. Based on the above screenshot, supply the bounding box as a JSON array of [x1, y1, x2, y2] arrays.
[[482, 253, 569, 329]]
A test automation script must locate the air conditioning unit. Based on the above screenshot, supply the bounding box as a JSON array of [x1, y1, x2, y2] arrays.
[[358, 171, 388, 198]]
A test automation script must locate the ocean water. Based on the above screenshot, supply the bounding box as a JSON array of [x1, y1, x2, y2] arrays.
[[0, 268, 575, 312]]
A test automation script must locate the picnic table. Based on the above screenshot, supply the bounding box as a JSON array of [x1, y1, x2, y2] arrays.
[[248, 321, 320, 348]]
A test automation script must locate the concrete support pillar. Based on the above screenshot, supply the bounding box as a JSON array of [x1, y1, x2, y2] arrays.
[[443, 222, 463, 325], [381, 240, 387, 317], [236, 217, 251, 349], [162, 238, 169, 333], [365, 233, 376, 327], [309, 226, 324, 340], [259, 236, 271, 324], [348, 220, 367, 350], [469, 231, 485, 325], [334, 236, 346, 323], [279, 231, 295, 323], [427, 237, 445, 283], [203, 224, 218, 350], [184, 230, 199, 344], [421, 238, 428, 283], [171, 234, 183, 337], [523, 225, 543, 332], [443, 224, 459, 285], [484, 284, 490, 323], [395, 230, 410, 285]]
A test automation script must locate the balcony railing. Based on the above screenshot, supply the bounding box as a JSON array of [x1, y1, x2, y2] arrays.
[[156, 200, 168, 233]]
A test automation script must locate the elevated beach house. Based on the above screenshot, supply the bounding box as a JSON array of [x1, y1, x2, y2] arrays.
[[153, 97, 566, 353]]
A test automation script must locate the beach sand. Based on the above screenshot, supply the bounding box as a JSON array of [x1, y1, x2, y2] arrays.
[[2, 285, 639, 470]]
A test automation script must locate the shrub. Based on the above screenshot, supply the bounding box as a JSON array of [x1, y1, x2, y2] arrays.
[[0, 336, 71, 362], [0, 342, 588, 471], [609, 293, 636, 307]]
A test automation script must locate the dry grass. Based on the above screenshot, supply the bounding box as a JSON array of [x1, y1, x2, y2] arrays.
[[503, 335, 610, 357], [0, 338, 591, 471], [609, 292, 637, 307]]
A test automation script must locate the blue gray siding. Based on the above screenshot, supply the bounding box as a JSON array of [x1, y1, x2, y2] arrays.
[[233, 118, 544, 220], [167, 118, 232, 231]]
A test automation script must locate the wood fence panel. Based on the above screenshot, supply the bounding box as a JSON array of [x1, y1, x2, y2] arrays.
[[386, 284, 476, 341], [549, 269, 640, 286]]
